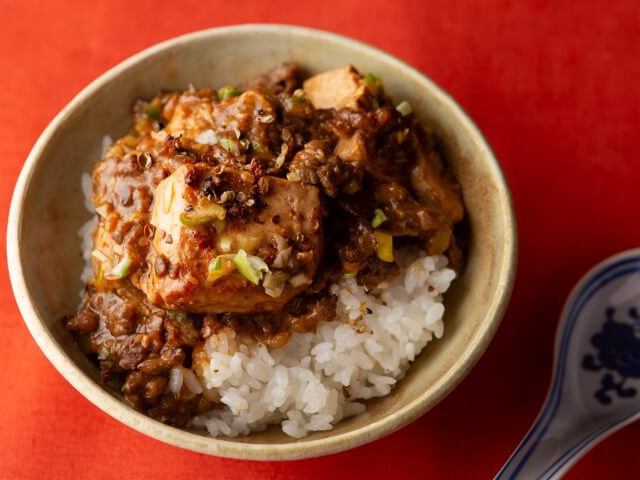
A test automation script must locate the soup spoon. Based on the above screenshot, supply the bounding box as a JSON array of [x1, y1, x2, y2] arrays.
[[496, 248, 640, 479]]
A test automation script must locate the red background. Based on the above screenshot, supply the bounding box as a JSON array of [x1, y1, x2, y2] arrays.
[[2, 1, 640, 478]]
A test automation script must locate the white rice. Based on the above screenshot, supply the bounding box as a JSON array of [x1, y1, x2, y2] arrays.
[[189, 250, 454, 438], [80, 135, 456, 438], [78, 135, 112, 286]]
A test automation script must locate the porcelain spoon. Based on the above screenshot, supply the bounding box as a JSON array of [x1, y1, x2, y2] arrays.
[[497, 248, 640, 479]]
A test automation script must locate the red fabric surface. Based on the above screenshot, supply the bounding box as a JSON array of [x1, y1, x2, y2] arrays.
[[2, 0, 640, 478]]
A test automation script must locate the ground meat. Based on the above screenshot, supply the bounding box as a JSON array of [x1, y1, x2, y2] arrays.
[[106, 299, 137, 336], [321, 108, 374, 135], [289, 140, 361, 197], [255, 244, 278, 266], [375, 181, 448, 237], [122, 370, 146, 395], [211, 312, 283, 340], [200, 291, 337, 343], [144, 376, 168, 399], [336, 217, 378, 271], [122, 371, 173, 416], [137, 347, 185, 374], [66, 309, 98, 333], [245, 62, 301, 94], [113, 336, 146, 370], [147, 392, 217, 427], [357, 257, 400, 289], [66, 62, 465, 427], [285, 291, 338, 333], [111, 220, 134, 244], [164, 314, 200, 347]]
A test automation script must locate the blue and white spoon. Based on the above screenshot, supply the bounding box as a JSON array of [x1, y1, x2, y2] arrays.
[[497, 249, 640, 479]]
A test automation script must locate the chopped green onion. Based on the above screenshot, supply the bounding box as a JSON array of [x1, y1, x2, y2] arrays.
[[396, 101, 413, 117], [233, 250, 271, 285], [210, 256, 222, 271], [251, 140, 264, 154], [371, 208, 388, 228], [248, 255, 269, 279], [375, 231, 394, 263], [179, 212, 205, 227], [220, 138, 240, 156], [290, 96, 308, 105], [263, 271, 290, 297], [108, 256, 132, 279], [168, 310, 188, 320], [179, 204, 226, 227], [363, 73, 382, 87], [342, 271, 357, 279], [213, 219, 226, 235], [217, 85, 242, 101], [144, 105, 160, 117], [272, 246, 292, 268], [207, 254, 236, 284], [234, 249, 260, 285]]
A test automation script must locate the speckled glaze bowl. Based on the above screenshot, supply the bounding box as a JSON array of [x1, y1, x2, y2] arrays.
[[7, 24, 517, 460]]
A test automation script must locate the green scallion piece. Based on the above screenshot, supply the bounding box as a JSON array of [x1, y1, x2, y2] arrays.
[[109, 256, 132, 280], [234, 249, 259, 285], [233, 249, 270, 285], [180, 212, 210, 227], [371, 208, 388, 228], [217, 85, 242, 101], [396, 101, 413, 117], [363, 73, 382, 87], [263, 271, 290, 297], [248, 255, 269, 280], [220, 138, 240, 156], [213, 219, 226, 235], [251, 140, 264, 154], [144, 105, 160, 117], [342, 271, 357, 279], [375, 231, 394, 263], [207, 254, 236, 284], [210, 257, 223, 271]]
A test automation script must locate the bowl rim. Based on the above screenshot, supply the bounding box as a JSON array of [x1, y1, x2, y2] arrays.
[[7, 23, 517, 460]]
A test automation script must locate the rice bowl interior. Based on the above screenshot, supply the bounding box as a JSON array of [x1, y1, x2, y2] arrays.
[[67, 62, 465, 438], [8, 25, 516, 459]]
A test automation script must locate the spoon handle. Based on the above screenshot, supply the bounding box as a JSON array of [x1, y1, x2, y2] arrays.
[[495, 409, 635, 479]]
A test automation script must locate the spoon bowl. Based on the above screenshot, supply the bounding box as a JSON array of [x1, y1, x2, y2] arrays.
[[498, 248, 640, 479]]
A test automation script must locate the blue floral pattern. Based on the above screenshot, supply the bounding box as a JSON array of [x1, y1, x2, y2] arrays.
[[582, 307, 640, 404]]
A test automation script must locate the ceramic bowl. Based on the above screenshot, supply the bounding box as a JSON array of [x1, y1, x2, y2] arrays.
[[7, 24, 517, 460]]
